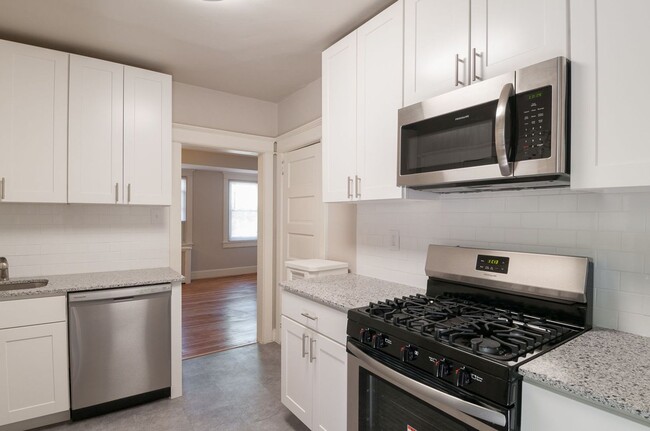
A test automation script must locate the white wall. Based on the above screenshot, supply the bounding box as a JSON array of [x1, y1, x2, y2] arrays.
[[0, 203, 169, 277], [277, 78, 322, 135], [357, 189, 650, 338], [173, 82, 278, 137]]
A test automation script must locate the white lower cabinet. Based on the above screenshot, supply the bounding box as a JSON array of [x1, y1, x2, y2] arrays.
[[281, 293, 347, 431], [0, 297, 69, 428], [521, 382, 649, 431]]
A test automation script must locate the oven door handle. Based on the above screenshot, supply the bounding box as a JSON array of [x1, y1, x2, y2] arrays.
[[495, 82, 514, 177], [347, 342, 507, 428]]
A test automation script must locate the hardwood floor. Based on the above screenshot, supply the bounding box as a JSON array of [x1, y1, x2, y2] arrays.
[[182, 273, 257, 359]]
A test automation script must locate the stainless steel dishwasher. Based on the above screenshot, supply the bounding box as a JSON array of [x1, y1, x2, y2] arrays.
[[68, 284, 171, 420]]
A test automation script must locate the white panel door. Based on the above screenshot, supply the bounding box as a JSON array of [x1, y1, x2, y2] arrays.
[[282, 143, 324, 267], [356, 0, 404, 201], [280, 316, 312, 428], [312, 333, 347, 431], [68, 55, 124, 204], [0, 322, 69, 426], [123, 66, 172, 205], [403, 0, 470, 105], [0, 40, 68, 203], [322, 31, 357, 203], [471, 0, 567, 81], [571, 0, 650, 189]]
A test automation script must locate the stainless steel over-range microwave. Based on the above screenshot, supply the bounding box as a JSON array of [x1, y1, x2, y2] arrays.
[[397, 57, 569, 192]]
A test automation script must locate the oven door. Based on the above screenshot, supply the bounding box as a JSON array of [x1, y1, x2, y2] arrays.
[[347, 342, 513, 431], [397, 72, 515, 189]]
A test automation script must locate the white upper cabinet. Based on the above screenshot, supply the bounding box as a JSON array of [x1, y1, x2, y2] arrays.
[[471, 0, 567, 81], [0, 40, 68, 203], [356, 0, 404, 201], [323, 1, 405, 202], [570, 0, 650, 189], [322, 32, 357, 203], [404, 0, 470, 106], [404, 0, 568, 104], [68, 55, 124, 204], [123, 66, 172, 205]]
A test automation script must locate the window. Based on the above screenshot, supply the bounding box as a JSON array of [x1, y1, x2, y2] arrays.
[[181, 177, 187, 222], [224, 173, 258, 247]]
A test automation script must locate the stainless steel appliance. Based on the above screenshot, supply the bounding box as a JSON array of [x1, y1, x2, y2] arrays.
[[397, 57, 569, 192], [68, 284, 171, 420], [347, 245, 592, 431]]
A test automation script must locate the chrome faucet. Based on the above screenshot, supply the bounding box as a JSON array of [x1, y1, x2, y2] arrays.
[[0, 257, 8, 281]]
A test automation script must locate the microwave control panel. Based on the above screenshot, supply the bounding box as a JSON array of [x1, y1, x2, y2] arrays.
[[515, 85, 552, 161]]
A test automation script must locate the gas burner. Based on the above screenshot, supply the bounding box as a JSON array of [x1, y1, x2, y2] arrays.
[[471, 337, 501, 355]]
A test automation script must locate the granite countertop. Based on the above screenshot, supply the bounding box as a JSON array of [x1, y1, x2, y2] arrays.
[[280, 273, 425, 312], [519, 328, 650, 425], [0, 267, 184, 299]]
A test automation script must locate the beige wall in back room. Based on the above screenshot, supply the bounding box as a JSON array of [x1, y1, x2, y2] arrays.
[[191, 170, 257, 274], [182, 149, 258, 171]]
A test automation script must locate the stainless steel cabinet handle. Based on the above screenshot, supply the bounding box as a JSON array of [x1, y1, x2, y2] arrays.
[[348, 342, 506, 428], [309, 338, 316, 363], [472, 48, 482, 82], [355, 175, 361, 198], [495, 83, 514, 176], [301, 334, 309, 358], [127, 183, 131, 203], [300, 312, 318, 321], [347, 176, 353, 199], [115, 183, 119, 203], [455, 54, 465, 87], [0, 177, 4, 200]]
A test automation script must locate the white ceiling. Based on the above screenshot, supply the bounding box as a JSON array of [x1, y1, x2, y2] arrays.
[[0, 0, 395, 102]]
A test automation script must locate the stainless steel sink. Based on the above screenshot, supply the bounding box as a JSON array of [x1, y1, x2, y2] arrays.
[[0, 279, 49, 291]]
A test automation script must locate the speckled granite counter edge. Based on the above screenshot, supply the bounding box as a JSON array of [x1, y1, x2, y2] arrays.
[[0, 267, 184, 299], [281, 283, 349, 313]]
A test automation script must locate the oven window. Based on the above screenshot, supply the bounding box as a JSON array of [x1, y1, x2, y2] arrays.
[[400, 99, 512, 175], [359, 368, 477, 431]]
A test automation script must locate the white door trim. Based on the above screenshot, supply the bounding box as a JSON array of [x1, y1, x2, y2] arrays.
[[276, 118, 322, 154], [170, 123, 275, 346]]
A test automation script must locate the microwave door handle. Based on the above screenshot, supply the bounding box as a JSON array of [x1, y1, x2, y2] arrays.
[[495, 83, 514, 176], [347, 342, 506, 429]]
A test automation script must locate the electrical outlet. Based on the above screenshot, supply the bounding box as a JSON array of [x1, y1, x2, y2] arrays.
[[389, 230, 400, 251]]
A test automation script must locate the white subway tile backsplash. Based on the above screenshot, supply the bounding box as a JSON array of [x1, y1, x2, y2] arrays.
[[0, 204, 169, 277], [357, 189, 650, 338]]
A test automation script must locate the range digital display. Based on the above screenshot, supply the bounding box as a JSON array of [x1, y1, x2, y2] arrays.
[[476, 254, 510, 274]]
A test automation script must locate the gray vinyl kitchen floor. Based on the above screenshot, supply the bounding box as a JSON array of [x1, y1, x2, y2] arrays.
[[43, 343, 309, 431]]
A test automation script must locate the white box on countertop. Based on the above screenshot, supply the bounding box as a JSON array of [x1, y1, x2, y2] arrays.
[[285, 259, 349, 281]]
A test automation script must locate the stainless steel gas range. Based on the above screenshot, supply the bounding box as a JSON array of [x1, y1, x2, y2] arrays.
[[346, 245, 593, 431]]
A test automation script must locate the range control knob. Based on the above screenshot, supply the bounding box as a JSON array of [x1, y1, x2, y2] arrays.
[[400, 344, 418, 362], [456, 367, 472, 387], [359, 328, 374, 344], [371, 333, 388, 349], [435, 359, 451, 377]]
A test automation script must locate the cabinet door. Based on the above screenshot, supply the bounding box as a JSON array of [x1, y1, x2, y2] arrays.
[[280, 316, 312, 427], [322, 31, 357, 203], [571, 0, 650, 189], [471, 0, 567, 81], [68, 55, 124, 204], [521, 382, 649, 431], [123, 66, 172, 205], [0, 322, 69, 426], [356, 0, 404, 201], [403, 0, 470, 105], [0, 40, 68, 203], [312, 333, 347, 431]]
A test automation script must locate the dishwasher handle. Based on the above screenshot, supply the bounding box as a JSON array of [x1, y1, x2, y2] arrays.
[[68, 283, 171, 302]]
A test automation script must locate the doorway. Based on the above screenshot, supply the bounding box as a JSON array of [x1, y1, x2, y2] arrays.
[[180, 148, 259, 359]]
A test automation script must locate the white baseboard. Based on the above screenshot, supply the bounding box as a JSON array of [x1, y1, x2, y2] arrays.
[[191, 266, 257, 280]]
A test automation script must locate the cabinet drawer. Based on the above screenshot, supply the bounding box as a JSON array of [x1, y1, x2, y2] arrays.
[[282, 292, 347, 345], [0, 296, 66, 329]]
